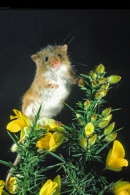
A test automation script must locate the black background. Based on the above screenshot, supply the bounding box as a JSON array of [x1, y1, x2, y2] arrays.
[[0, 9, 130, 187]]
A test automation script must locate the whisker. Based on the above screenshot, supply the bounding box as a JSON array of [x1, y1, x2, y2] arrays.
[[62, 33, 72, 45], [68, 36, 75, 46], [73, 60, 88, 67], [53, 39, 57, 46]]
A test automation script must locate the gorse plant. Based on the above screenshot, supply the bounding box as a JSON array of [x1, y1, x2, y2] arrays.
[[0, 64, 129, 195]]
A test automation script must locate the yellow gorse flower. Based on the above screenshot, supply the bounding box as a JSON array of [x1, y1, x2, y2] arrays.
[[36, 132, 64, 152], [112, 181, 130, 195], [6, 109, 31, 132], [0, 180, 5, 195], [39, 175, 61, 195], [106, 140, 128, 171]]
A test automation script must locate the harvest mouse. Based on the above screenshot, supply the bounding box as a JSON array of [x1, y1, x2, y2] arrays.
[[6, 44, 78, 190], [22, 44, 78, 121]]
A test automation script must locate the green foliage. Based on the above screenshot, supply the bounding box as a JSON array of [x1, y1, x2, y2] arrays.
[[0, 64, 127, 195]]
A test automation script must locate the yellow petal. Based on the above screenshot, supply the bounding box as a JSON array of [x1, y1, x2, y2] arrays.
[[22, 115, 31, 126], [113, 181, 130, 195], [10, 115, 19, 120], [6, 120, 23, 132], [106, 140, 128, 171], [49, 133, 64, 152], [8, 177, 18, 194], [111, 140, 125, 158], [8, 109, 31, 132], [0, 180, 5, 195], [109, 158, 128, 169], [12, 109, 20, 117], [39, 180, 57, 195], [36, 134, 51, 149], [49, 135, 57, 149], [19, 127, 30, 142]]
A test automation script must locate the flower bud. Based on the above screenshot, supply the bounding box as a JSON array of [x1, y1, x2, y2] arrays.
[[95, 64, 105, 74], [104, 122, 115, 135], [106, 75, 121, 84], [76, 114, 81, 118], [102, 107, 111, 116], [11, 143, 18, 153], [56, 126, 65, 133], [102, 114, 112, 122], [95, 89, 107, 99], [78, 77, 85, 87], [98, 114, 112, 128], [89, 71, 97, 79], [92, 80, 98, 87], [79, 138, 87, 149], [76, 114, 84, 125], [97, 78, 106, 84], [104, 132, 117, 142], [98, 120, 110, 128], [85, 122, 94, 137], [88, 134, 97, 145], [101, 83, 109, 90], [84, 100, 90, 109], [91, 114, 97, 122]]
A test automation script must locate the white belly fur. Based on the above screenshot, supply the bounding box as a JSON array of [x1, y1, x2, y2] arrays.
[[24, 67, 71, 119]]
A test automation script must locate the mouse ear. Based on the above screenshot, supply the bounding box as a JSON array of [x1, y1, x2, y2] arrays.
[[31, 54, 39, 64], [62, 44, 68, 52]]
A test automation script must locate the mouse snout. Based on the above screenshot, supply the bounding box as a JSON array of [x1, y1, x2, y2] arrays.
[[52, 59, 61, 69], [54, 60, 60, 65]]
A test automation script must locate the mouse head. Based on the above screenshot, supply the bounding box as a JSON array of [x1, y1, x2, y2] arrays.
[[31, 44, 71, 70]]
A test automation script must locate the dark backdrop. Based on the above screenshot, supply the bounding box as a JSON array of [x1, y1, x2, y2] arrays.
[[0, 9, 130, 185]]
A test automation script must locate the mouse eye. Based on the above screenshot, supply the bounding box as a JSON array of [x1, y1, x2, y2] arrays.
[[44, 56, 49, 62], [57, 53, 62, 58]]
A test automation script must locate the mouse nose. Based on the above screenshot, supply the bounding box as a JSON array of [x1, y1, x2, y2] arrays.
[[54, 60, 60, 65], [52, 60, 61, 69]]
